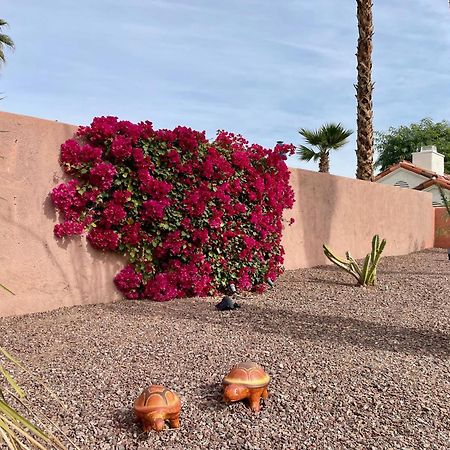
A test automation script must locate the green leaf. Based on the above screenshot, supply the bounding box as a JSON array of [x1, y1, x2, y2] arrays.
[[0, 401, 50, 444], [0, 366, 25, 398]]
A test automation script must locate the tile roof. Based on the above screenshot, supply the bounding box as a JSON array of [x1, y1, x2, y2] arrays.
[[374, 160, 450, 183], [414, 178, 450, 191]]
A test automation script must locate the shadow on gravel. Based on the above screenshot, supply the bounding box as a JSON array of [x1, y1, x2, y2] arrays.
[[113, 407, 137, 431], [192, 382, 228, 412], [377, 270, 447, 276], [126, 302, 450, 360]]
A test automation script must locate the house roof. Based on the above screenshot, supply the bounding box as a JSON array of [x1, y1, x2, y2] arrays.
[[414, 178, 450, 191], [374, 160, 450, 182]]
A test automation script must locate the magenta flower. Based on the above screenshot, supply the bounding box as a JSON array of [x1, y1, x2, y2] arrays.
[[52, 116, 295, 301], [87, 228, 119, 251], [114, 265, 143, 299], [89, 162, 117, 190], [110, 135, 133, 160]]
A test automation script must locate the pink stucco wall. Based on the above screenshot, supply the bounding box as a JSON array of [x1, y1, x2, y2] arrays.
[[0, 112, 435, 317], [434, 207, 450, 249], [281, 170, 434, 270], [0, 112, 126, 317]]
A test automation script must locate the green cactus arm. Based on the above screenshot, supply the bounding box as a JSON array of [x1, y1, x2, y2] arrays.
[[346, 252, 362, 277], [366, 238, 386, 285], [370, 235, 379, 262], [367, 268, 377, 285], [323, 245, 350, 266], [360, 254, 372, 286], [323, 245, 361, 283], [370, 238, 386, 271], [323, 245, 349, 268]]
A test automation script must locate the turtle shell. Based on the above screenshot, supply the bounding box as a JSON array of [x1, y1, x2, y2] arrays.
[[223, 362, 270, 388], [134, 385, 181, 412]]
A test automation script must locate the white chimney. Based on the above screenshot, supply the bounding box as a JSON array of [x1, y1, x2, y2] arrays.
[[411, 145, 445, 175]]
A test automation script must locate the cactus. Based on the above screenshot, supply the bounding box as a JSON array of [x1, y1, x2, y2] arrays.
[[323, 235, 386, 286]]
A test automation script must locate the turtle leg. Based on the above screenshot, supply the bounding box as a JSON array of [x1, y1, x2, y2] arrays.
[[248, 392, 262, 412], [169, 412, 180, 429], [141, 420, 152, 433], [262, 387, 269, 399]]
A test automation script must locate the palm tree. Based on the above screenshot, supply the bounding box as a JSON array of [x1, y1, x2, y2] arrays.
[[0, 19, 14, 66], [297, 123, 353, 173], [355, 0, 374, 180]]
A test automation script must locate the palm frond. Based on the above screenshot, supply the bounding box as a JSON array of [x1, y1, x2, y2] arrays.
[[320, 122, 353, 149], [0, 20, 14, 65], [0, 35, 14, 49], [0, 284, 15, 295], [0, 347, 81, 450], [298, 128, 324, 147], [296, 145, 320, 162]]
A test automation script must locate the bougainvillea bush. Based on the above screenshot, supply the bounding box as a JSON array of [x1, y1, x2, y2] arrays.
[[51, 116, 295, 301]]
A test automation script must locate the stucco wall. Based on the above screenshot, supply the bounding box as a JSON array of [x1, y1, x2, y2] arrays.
[[281, 169, 434, 270], [0, 112, 126, 317], [0, 112, 436, 317], [434, 207, 450, 248]]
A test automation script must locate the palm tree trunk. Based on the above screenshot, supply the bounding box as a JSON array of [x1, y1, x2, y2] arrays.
[[318, 153, 330, 173], [355, 0, 374, 181]]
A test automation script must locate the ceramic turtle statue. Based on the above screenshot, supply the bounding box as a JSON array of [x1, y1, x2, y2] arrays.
[[133, 385, 181, 432], [222, 362, 270, 412]]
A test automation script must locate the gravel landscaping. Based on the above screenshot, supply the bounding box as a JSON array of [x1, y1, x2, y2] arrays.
[[1, 248, 449, 449]]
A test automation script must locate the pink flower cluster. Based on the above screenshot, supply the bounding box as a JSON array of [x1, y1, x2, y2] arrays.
[[51, 116, 295, 301]]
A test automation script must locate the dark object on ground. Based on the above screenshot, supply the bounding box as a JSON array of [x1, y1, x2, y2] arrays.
[[216, 296, 241, 311], [267, 278, 274, 288]]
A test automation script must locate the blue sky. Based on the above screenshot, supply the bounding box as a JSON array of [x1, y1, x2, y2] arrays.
[[1, 0, 449, 177]]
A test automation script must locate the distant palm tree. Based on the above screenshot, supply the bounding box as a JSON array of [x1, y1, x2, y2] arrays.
[[297, 123, 353, 173], [0, 19, 14, 65], [355, 0, 374, 180]]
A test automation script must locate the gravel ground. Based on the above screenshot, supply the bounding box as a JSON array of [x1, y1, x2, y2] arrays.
[[1, 248, 449, 450]]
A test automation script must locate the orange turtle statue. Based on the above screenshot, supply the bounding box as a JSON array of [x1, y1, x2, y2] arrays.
[[133, 385, 181, 432], [222, 362, 270, 412]]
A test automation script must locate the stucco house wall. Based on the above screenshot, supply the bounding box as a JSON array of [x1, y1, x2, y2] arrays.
[[375, 168, 428, 189], [421, 185, 450, 207], [374, 161, 450, 207]]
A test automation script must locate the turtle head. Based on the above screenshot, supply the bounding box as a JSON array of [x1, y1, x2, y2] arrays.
[[151, 417, 165, 432], [223, 384, 249, 403]]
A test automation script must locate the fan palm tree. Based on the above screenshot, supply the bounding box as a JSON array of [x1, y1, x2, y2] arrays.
[[0, 19, 14, 66], [355, 0, 374, 180], [297, 123, 353, 173]]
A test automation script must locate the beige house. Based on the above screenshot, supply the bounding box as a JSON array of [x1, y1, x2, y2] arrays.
[[374, 146, 450, 206]]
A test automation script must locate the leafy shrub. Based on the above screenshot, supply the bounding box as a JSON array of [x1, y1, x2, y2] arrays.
[[51, 117, 295, 301]]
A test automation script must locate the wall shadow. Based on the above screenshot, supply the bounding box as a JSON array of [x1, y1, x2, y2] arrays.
[[117, 300, 450, 360]]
